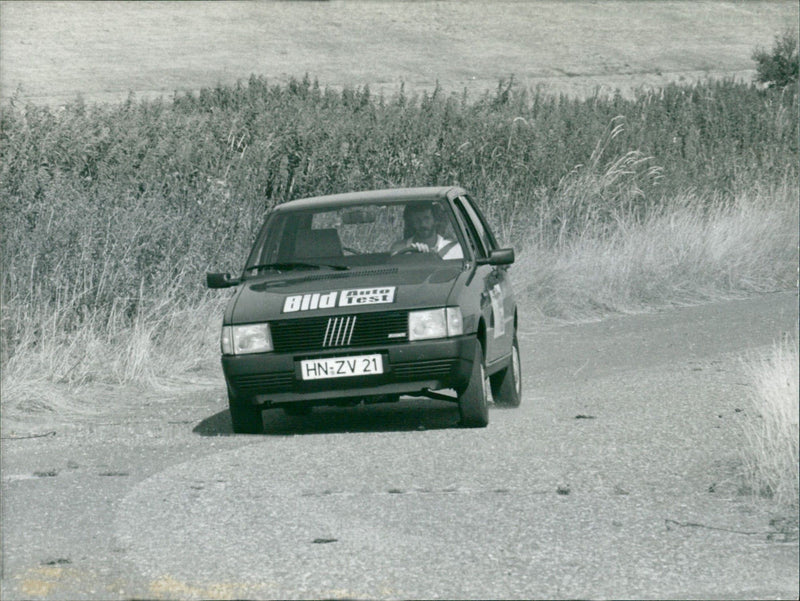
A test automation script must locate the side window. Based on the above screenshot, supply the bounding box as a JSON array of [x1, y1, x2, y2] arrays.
[[454, 196, 495, 258]]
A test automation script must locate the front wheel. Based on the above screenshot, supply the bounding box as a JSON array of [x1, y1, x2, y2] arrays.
[[229, 400, 264, 434], [491, 333, 522, 407], [458, 342, 489, 428]]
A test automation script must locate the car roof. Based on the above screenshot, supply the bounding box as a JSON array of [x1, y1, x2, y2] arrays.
[[271, 186, 467, 212]]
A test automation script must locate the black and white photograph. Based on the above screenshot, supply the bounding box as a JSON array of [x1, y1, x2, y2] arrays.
[[1, 1, 798, 599]]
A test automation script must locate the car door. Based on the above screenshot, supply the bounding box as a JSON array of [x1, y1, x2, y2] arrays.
[[453, 195, 514, 366]]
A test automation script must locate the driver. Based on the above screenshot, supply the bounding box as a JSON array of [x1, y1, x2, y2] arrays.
[[390, 203, 463, 259]]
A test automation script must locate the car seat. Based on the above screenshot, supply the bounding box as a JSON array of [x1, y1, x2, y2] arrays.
[[293, 228, 343, 259]]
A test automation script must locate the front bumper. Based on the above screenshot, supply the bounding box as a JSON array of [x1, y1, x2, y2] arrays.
[[222, 336, 477, 407]]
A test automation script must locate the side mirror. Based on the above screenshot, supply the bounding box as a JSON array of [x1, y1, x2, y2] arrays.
[[206, 272, 240, 289], [477, 248, 515, 266]]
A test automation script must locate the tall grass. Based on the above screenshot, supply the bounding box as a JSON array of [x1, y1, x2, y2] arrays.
[[1, 278, 226, 416], [740, 338, 800, 512], [1, 76, 797, 414], [513, 169, 799, 321]]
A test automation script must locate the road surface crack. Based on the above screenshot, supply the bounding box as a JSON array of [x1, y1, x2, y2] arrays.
[[664, 518, 779, 538]]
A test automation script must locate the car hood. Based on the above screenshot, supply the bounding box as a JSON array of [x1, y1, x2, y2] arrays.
[[226, 265, 465, 324]]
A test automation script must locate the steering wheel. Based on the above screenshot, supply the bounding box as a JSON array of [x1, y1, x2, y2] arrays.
[[390, 247, 442, 259], [392, 247, 423, 255]]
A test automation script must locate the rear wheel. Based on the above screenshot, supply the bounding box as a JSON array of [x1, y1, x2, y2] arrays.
[[491, 333, 522, 407], [229, 399, 264, 434], [458, 342, 489, 428]]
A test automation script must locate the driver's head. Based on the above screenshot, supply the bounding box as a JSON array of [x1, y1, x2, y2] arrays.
[[404, 203, 436, 241]]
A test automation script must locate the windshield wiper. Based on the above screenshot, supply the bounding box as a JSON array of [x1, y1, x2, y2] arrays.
[[248, 261, 349, 272]]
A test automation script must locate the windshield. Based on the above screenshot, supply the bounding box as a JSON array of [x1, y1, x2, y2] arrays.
[[243, 199, 466, 277]]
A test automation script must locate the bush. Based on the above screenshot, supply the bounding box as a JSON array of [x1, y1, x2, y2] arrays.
[[753, 29, 799, 88]]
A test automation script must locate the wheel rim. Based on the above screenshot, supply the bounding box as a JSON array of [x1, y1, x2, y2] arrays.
[[512, 344, 521, 397]]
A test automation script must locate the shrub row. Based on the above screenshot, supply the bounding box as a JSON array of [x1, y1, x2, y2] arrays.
[[1, 76, 797, 363]]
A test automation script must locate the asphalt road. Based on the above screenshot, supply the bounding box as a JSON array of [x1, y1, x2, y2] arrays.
[[2, 292, 798, 600]]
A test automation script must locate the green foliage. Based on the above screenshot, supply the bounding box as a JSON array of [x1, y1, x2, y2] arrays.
[[752, 29, 799, 88], [1, 76, 797, 367]]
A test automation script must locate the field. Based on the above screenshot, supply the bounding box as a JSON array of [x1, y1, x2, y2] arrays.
[[1, 1, 797, 104]]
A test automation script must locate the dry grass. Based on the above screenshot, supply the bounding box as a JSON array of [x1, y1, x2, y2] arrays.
[[2, 284, 225, 418], [514, 116, 800, 321], [740, 338, 800, 512], [511, 126, 799, 322], [514, 188, 799, 321]]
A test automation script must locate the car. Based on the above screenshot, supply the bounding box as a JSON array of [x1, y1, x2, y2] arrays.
[[206, 186, 521, 433]]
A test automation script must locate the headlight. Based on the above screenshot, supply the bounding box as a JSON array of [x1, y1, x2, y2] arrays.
[[409, 307, 463, 341], [221, 323, 273, 355]]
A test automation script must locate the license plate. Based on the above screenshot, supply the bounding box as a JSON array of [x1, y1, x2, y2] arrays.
[[300, 354, 383, 381]]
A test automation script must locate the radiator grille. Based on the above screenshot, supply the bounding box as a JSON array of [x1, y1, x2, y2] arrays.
[[323, 315, 357, 347], [271, 311, 408, 352]]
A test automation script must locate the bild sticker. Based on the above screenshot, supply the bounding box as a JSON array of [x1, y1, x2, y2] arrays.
[[283, 287, 396, 313]]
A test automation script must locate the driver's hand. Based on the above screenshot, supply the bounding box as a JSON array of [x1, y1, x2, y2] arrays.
[[409, 242, 430, 253]]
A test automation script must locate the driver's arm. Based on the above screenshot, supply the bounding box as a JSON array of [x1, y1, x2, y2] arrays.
[[390, 239, 431, 255]]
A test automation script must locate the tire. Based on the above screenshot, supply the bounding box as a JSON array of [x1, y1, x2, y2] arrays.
[[458, 342, 489, 428], [491, 333, 522, 407], [229, 399, 264, 434]]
